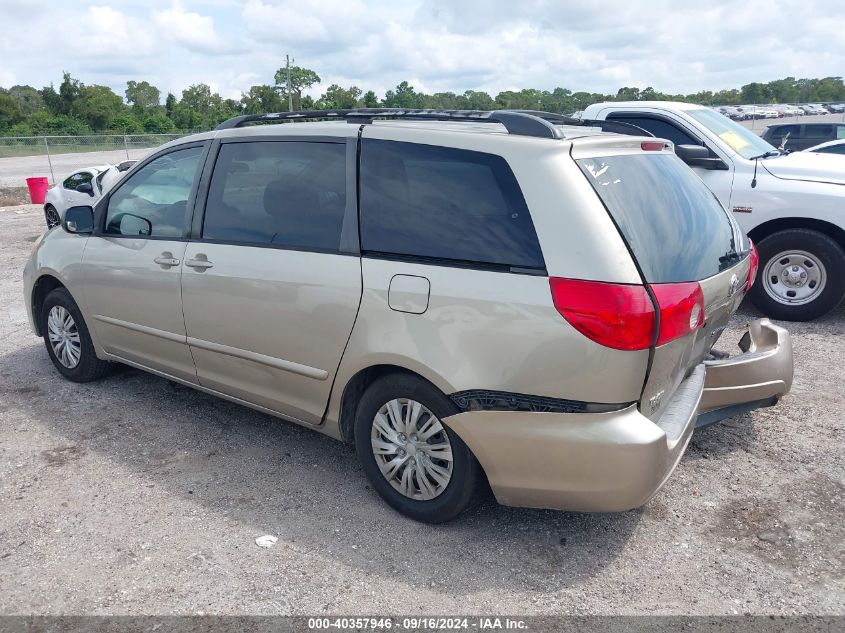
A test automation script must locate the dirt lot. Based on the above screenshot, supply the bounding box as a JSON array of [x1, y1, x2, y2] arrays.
[[0, 205, 843, 616]]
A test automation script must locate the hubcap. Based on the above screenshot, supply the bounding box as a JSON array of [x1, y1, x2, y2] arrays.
[[762, 249, 826, 306], [370, 398, 454, 500], [47, 306, 81, 368]]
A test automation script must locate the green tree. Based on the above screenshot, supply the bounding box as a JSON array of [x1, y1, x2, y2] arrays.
[[142, 112, 176, 133], [125, 80, 161, 115], [241, 84, 284, 114], [273, 65, 321, 110], [740, 82, 765, 104], [71, 84, 125, 130], [318, 84, 362, 109], [9, 85, 44, 115], [383, 81, 422, 108], [0, 89, 25, 132], [40, 84, 63, 115], [173, 83, 240, 129], [110, 111, 144, 133], [58, 71, 82, 114], [165, 92, 177, 118], [362, 90, 378, 108]]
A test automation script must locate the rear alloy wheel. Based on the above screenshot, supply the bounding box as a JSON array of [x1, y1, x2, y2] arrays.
[[750, 228, 845, 321], [355, 374, 480, 523]]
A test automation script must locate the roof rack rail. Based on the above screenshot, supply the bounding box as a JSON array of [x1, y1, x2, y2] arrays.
[[215, 108, 564, 139], [506, 110, 654, 137], [213, 108, 653, 139]]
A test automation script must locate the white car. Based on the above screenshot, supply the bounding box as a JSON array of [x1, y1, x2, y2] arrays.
[[804, 139, 845, 156], [581, 101, 845, 321], [44, 161, 136, 228]]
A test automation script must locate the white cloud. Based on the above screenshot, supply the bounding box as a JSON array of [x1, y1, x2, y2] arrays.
[[0, 0, 843, 103], [153, 1, 227, 54]]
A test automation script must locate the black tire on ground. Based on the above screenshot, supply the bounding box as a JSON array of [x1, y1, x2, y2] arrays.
[[354, 373, 481, 523], [44, 204, 61, 229], [40, 287, 112, 382], [749, 228, 845, 321]]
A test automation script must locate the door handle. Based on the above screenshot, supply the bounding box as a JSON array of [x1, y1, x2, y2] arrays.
[[153, 253, 181, 268], [185, 255, 214, 270]]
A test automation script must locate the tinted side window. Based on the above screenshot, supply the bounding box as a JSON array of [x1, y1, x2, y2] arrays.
[[360, 139, 544, 270], [63, 172, 92, 190], [202, 141, 346, 252], [821, 144, 845, 155], [805, 125, 833, 139], [608, 115, 699, 146], [767, 125, 799, 141], [105, 146, 203, 238], [837, 126, 845, 140]]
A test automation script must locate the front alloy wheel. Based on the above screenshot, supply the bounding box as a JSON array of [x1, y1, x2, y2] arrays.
[[46, 305, 82, 368]]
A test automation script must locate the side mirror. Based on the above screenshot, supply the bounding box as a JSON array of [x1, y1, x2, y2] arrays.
[[63, 206, 94, 234], [76, 181, 95, 196], [675, 144, 728, 170], [117, 213, 152, 236]]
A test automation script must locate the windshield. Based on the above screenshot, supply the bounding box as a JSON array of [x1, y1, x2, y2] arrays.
[[687, 108, 777, 160]]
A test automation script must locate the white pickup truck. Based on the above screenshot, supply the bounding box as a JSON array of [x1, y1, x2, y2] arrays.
[[582, 101, 845, 321]]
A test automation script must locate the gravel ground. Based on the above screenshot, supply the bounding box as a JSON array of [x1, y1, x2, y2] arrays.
[[0, 204, 843, 616]]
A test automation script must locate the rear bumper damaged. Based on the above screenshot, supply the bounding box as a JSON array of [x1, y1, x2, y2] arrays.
[[697, 318, 794, 428]]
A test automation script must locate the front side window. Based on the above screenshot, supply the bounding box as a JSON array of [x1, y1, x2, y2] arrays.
[[359, 139, 544, 270], [202, 141, 347, 252], [608, 115, 699, 147], [820, 144, 845, 155], [104, 145, 203, 238]]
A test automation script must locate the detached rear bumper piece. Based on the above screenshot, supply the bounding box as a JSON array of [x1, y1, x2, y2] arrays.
[[697, 318, 794, 428], [444, 366, 704, 513]]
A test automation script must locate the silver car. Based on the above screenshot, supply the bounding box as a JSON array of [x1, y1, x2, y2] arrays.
[[23, 109, 793, 523]]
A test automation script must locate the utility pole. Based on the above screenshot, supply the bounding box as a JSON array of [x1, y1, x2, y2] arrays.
[[286, 54, 293, 111]]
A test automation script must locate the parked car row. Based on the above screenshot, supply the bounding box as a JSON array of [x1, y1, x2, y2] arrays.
[[26, 108, 795, 523], [716, 103, 845, 120]]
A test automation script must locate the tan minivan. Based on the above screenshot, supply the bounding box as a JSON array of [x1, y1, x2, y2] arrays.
[[23, 109, 793, 522]]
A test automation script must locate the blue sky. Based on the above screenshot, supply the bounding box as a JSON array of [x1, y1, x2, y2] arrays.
[[1, 0, 843, 102]]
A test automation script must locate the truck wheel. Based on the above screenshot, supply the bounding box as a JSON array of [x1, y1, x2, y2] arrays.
[[749, 228, 845, 321]]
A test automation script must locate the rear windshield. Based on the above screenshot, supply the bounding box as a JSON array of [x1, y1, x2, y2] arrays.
[[577, 153, 741, 283]]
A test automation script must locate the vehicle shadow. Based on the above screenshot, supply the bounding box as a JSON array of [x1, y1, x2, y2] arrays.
[[1, 342, 643, 595]]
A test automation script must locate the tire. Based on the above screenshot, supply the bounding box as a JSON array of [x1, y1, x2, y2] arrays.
[[44, 204, 61, 229], [354, 373, 480, 523], [40, 287, 112, 382], [749, 228, 845, 321]]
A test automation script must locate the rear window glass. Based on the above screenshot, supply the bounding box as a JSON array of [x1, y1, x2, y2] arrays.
[[577, 154, 740, 283], [360, 139, 544, 270]]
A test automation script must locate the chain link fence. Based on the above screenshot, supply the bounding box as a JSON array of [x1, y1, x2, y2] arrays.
[[0, 132, 202, 185]]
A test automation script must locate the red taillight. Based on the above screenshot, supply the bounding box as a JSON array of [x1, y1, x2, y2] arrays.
[[550, 278, 705, 350], [745, 241, 759, 291], [650, 282, 705, 346], [549, 278, 655, 350], [640, 141, 665, 151]]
